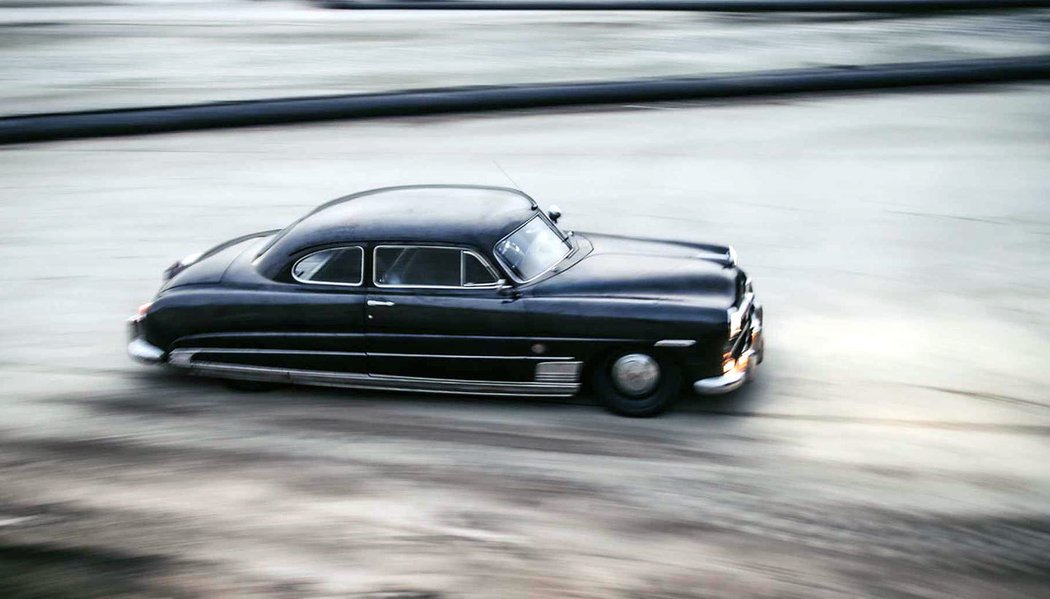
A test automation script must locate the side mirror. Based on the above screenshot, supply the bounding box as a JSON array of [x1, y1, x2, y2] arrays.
[[547, 205, 562, 223]]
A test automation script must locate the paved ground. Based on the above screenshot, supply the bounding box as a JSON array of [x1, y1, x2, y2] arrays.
[[0, 85, 1048, 597], [1, 0, 1049, 114]]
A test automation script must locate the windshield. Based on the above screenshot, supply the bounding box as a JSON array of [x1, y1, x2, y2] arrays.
[[495, 216, 572, 282]]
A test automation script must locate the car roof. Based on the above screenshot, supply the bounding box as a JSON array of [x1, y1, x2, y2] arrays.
[[254, 185, 540, 273]]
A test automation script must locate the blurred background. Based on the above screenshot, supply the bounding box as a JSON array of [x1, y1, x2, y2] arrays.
[[1, 1, 1048, 597]]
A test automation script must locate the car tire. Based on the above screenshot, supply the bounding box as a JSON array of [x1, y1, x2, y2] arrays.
[[592, 351, 681, 418]]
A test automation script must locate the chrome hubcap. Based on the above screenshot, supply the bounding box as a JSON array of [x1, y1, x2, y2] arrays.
[[610, 353, 661, 397]]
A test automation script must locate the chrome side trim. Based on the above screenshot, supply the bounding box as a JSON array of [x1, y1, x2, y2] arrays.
[[176, 331, 641, 343], [174, 359, 579, 397], [168, 350, 194, 367], [170, 348, 366, 360], [535, 361, 583, 383], [654, 339, 696, 348], [369, 352, 575, 361], [170, 348, 575, 362]]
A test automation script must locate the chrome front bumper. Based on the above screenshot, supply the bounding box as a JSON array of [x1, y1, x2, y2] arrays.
[[692, 309, 763, 395], [693, 348, 757, 395]]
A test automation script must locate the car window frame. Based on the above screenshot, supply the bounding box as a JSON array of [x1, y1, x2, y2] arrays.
[[493, 214, 575, 284], [290, 245, 365, 287], [461, 250, 502, 288], [373, 244, 503, 290]]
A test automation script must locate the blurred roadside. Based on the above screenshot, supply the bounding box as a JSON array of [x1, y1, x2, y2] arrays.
[[1, 0, 1048, 114], [2, 2, 1050, 597], [2, 86, 1049, 598]]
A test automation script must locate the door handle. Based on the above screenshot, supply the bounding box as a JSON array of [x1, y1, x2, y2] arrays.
[[367, 300, 395, 307]]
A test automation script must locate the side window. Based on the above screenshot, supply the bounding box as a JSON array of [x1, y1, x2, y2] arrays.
[[292, 246, 363, 286], [463, 252, 499, 286], [375, 246, 501, 288], [375, 246, 460, 287]]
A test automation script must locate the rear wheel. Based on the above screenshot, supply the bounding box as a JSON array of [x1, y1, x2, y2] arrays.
[[592, 351, 681, 417]]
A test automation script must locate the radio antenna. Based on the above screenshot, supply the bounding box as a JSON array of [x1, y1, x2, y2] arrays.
[[493, 160, 521, 190]]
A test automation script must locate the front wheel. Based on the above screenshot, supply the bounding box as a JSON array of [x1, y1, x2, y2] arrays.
[[592, 351, 681, 417]]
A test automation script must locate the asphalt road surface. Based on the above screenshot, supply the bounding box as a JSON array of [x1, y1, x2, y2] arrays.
[[2, 1, 1049, 114], [1, 86, 1049, 597]]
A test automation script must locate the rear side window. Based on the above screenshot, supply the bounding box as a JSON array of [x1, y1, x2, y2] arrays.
[[375, 246, 500, 288], [292, 246, 364, 286]]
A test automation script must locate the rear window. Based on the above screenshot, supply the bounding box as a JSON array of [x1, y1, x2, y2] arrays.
[[292, 247, 364, 286]]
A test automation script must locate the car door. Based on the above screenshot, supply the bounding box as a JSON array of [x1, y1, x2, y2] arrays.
[[167, 244, 369, 381], [365, 244, 534, 383]]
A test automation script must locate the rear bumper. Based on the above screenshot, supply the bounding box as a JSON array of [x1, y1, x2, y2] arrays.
[[127, 319, 165, 364]]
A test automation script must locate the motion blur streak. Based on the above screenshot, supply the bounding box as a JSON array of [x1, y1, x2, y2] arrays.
[[320, 0, 1050, 11], [3, 6, 1048, 114], [3, 85, 1048, 597], [3, 56, 1049, 144], [0, 2, 1048, 598]]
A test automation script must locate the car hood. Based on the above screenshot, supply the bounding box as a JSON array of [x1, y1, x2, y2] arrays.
[[579, 232, 735, 266], [530, 232, 741, 308]]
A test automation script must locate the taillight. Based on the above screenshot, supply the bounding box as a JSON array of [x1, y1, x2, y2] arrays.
[[135, 302, 152, 320]]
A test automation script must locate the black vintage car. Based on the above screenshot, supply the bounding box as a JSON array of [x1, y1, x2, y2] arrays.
[[129, 185, 763, 416]]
